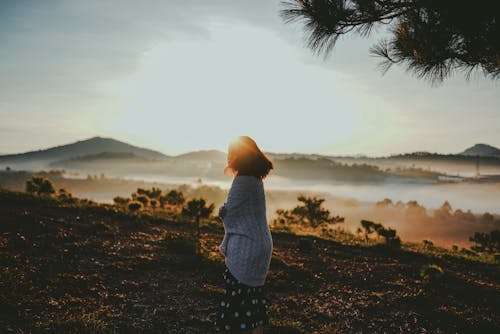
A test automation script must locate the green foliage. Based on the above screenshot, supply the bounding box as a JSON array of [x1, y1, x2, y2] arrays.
[[469, 230, 500, 254], [25, 176, 56, 196], [281, 0, 500, 83], [273, 195, 344, 229]]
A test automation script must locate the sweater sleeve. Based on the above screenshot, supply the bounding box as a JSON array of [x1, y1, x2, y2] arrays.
[[222, 176, 251, 231]]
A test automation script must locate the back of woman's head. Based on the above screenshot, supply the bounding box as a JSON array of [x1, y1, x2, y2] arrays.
[[224, 136, 274, 179]]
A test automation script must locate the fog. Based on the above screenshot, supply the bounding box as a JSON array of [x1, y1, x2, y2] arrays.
[[59, 172, 498, 248], [2, 163, 499, 248]]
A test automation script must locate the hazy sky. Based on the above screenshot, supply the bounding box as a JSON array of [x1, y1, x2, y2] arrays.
[[1, 0, 499, 156]]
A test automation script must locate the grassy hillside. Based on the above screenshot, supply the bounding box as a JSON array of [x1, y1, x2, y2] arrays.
[[0, 190, 499, 333]]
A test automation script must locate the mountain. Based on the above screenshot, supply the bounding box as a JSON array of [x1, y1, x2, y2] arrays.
[[460, 144, 500, 157], [0, 137, 170, 168], [174, 149, 227, 163]]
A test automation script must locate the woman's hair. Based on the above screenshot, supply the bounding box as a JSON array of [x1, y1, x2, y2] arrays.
[[224, 136, 274, 179]]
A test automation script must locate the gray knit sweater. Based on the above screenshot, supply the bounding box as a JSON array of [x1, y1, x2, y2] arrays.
[[218, 175, 273, 287]]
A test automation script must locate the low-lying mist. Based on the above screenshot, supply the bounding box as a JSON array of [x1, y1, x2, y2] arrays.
[[1, 169, 499, 248]]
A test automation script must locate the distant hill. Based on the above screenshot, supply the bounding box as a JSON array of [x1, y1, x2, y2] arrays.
[[174, 149, 227, 163], [0, 137, 170, 168], [2, 138, 500, 182], [50, 152, 152, 166], [460, 144, 500, 157]]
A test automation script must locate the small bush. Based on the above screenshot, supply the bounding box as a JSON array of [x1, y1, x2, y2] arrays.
[[420, 263, 444, 284], [128, 201, 143, 212], [25, 176, 56, 196], [469, 230, 500, 254], [460, 248, 477, 256], [113, 196, 129, 207], [136, 195, 150, 207], [422, 240, 434, 247]]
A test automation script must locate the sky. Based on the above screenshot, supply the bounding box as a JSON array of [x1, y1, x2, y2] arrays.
[[1, 0, 499, 157]]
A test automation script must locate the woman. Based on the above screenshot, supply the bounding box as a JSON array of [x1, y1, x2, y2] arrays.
[[215, 136, 274, 333]]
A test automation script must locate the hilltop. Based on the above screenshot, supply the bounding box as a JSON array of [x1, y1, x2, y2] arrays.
[[0, 190, 498, 333], [0, 137, 170, 168], [460, 144, 500, 157]]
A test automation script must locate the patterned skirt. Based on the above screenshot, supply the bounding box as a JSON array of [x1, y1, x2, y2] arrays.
[[214, 266, 270, 332]]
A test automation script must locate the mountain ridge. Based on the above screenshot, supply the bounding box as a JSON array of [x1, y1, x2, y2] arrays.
[[460, 143, 500, 157], [1, 137, 499, 168], [0, 136, 170, 164]]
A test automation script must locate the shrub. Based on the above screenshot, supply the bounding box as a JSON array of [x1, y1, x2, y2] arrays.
[[165, 190, 186, 206], [419, 264, 444, 285], [128, 201, 142, 212], [150, 199, 158, 209], [460, 248, 477, 256], [469, 230, 500, 254], [360, 220, 383, 241], [57, 188, 77, 204], [136, 187, 162, 199], [181, 198, 215, 256], [113, 196, 129, 207], [25, 176, 56, 196], [359, 220, 401, 248], [135, 195, 149, 207], [272, 195, 344, 229], [422, 240, 434, 247]]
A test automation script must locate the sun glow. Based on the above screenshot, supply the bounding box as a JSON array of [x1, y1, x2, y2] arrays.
[[110, 22, 398, 155]]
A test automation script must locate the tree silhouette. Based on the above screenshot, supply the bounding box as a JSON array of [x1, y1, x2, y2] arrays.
[[181, 198, 215, 256], [25, 176, 55, 196], [113, 196, 129, 207], [281, 0, 500, 83], [433, 200, 452, 221], [469, 230, 500, 254], [360, 219, 401, 248], [137, 187, 162, 199], [165, 190, 186, 207], [274, 195, 344, 229], [360, 219, 382, 241]]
